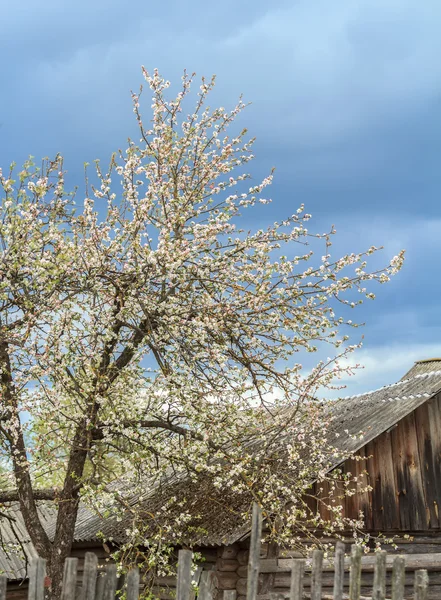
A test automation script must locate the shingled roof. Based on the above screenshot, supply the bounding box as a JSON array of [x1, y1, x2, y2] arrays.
[[64, 358, 441, 548], [0, 503, 57, 580], [324, 360, 441, 455], [3, 359, 441, 577]]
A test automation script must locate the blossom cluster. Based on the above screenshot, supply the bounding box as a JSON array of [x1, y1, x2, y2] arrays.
[[0, 69, 404, 585]]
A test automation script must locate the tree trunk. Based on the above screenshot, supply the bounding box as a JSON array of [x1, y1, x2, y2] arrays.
[[0, 342, 52, 559], [46, 423, 91, 599]]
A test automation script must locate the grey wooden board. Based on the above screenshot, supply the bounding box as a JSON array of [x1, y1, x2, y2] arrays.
[[28, 557, 46, 600], [61, 558, 78, 600]]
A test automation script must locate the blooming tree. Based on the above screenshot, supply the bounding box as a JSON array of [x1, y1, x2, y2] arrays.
[[0, 69, 404, 598]]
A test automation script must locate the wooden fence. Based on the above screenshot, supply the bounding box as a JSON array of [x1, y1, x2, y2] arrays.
[[0, 504, 432, 600]]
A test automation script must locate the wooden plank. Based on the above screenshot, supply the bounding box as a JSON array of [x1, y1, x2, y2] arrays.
[[177, 550, 193, 600], [247, 503, 263, 600], [310, 550, 323, 600], [368, 435, 383, 532], [103, 564, 117, 600], [349, 545, 362, 600], [198, 571, 216, 600], [94, 573, 105, 600], [413, 569, 429, 600], [256, 560, 278, 574], [0, 575, 7, 600], [317, 478, 332, 523], [82, 552, 98, 600], [289, 559, 304, 600], [342, 450, 371, 527], [402, 412, 428, 530], [269, 553, 441, 572], [426, 395, 441, 527], [372, 550, 386, 600], [391, 413, 426, 531], [373, 431, 399, 530], [126, 569, 140, 600], [261, 571, 441, 589], [61, 558, 78, 600], [333, 541, 345, 600], [28, 557, 46, 600], [413, 402, 438, 528], [356, 447, 372, 530], [391, 556, 405, 600]]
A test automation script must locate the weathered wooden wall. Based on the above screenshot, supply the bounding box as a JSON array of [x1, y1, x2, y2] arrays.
[[309, 392, 441, 533]]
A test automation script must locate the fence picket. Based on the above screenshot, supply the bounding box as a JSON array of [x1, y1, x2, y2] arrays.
[[414, 569, 429, 600], [310, 549, 323, 600], [289, 559, 305, 600], [333, 541, 345, 600], [0, 575, 7, 600], [28, 557, 46, 600], [103, 564, 118, 600], [94, 572, 105, 600], [61, 558, 78, 600], [126, 568, 140, 600], [349, 545, 362, 600], [199, 570, 216, 600], [372, 551, 387, 600], [391, 556, 405, 600], [82, 552, 98, 600], [247, 503, 263, 600], [0, 539, 434, 600], [176, 549, 193, 600]]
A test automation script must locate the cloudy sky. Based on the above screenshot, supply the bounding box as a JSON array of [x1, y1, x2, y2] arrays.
[[1, 0, 440, 394]]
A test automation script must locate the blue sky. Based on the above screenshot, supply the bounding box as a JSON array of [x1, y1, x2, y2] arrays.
[[1, 0, 441, 394]]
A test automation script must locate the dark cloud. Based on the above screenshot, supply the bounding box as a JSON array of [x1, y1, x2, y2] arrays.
[[1, 0, 440, 387]]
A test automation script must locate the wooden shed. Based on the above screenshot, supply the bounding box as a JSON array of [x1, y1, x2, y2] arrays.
[[4, 358, 441, 599]]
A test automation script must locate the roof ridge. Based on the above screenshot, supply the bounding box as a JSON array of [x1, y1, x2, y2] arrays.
[[337, 368, 441, 401]]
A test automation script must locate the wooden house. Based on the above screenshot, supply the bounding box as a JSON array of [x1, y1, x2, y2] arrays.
[[4, 358, 441, 599]]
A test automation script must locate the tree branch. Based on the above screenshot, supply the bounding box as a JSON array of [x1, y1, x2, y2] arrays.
[[94, 419, 204, 442], [0, 488, 57, 503]]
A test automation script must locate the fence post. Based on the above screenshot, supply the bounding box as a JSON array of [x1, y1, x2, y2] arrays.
[[372, 550, 387, 600], [0, 575, 7, 600], [61, 558, 78, 600], [349, 545, 362, 600], [333, 541, 345, 600], [289, 559, 305, 600], [176, 549, 193, 600], [247, 503, 263, 600], [414, 569, 429, 600], [28, 557, 47, 600], [391, 556, 405, 600], [126, 568, 140, 600], [310, 550, 323, 600], [103, 564, 118, 600]]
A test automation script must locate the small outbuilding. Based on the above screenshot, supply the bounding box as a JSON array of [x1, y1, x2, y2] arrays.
[[4, 358, 441, 599]]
